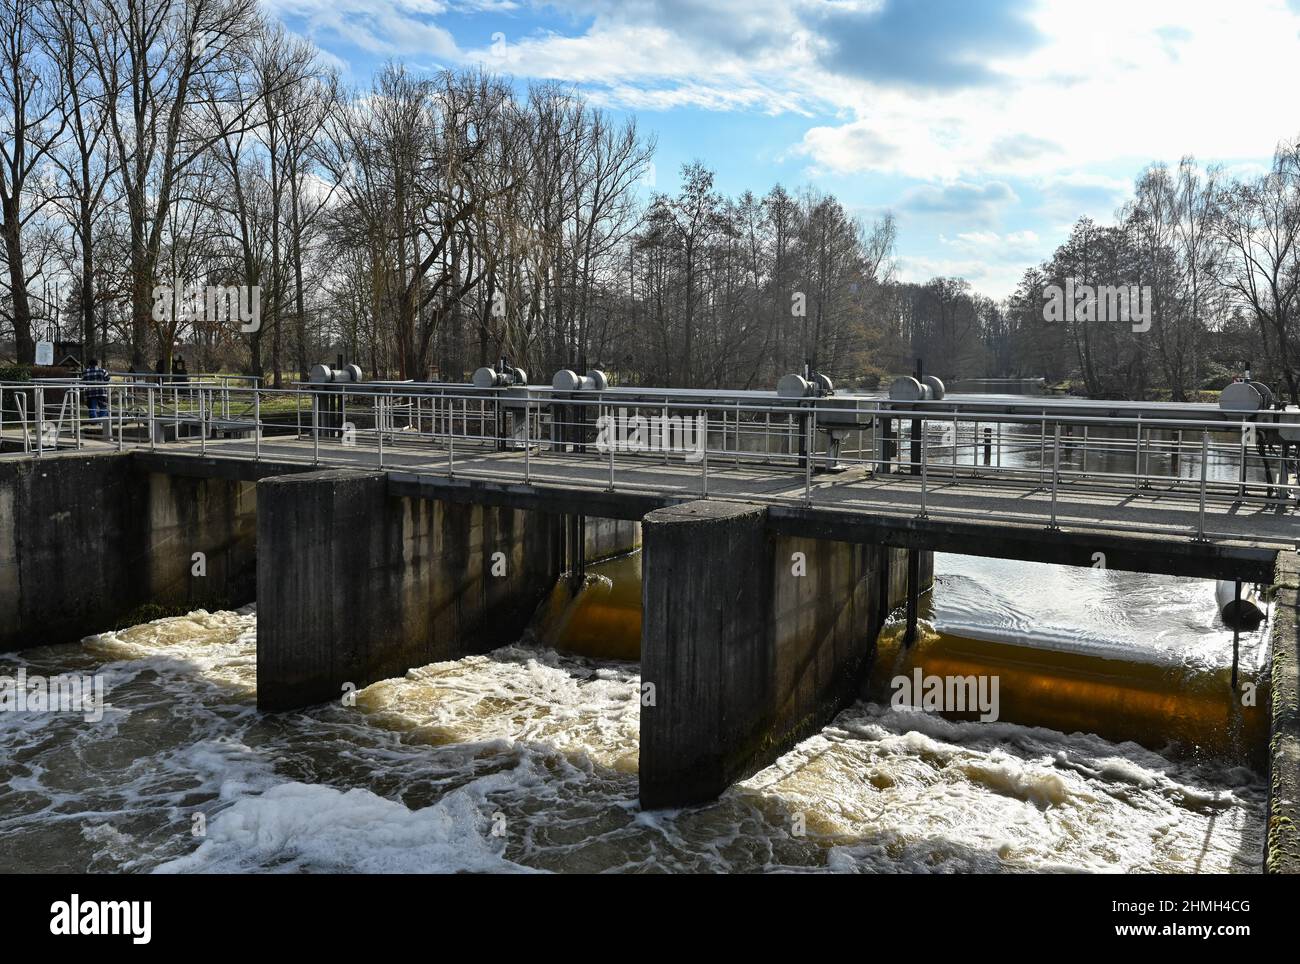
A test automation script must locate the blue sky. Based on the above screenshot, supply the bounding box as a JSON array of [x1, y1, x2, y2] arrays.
[[263, 0, 1300, 298]]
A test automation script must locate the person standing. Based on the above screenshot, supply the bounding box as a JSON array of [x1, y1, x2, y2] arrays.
[[83, 358, 110, 420]]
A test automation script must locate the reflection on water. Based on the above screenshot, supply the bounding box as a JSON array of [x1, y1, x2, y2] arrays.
[[0, 549, 1270, 874]]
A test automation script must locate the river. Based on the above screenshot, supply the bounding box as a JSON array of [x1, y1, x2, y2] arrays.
[[0, 549, 1268, 873]]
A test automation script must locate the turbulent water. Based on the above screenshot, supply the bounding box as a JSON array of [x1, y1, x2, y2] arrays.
[[0, 555, 1269, 874]]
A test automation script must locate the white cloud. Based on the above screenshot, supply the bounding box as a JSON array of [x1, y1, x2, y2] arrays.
[[256, 0, 1300, 300], [789, 0, 1300, 180]]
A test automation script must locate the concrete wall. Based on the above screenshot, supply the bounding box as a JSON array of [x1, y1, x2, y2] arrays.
[[584, 518, 641, 562], [141, 471, 257, 608], [256, 468, 565, 711], [1269, 550, 1300, 874], [640, 499, 922, 808], [0, 452, 257, 651]]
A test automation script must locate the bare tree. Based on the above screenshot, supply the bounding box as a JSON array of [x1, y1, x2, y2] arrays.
[[79, 0, 262, 370], [0, 0, 66, 363], [1213, 140, 1300, 402]]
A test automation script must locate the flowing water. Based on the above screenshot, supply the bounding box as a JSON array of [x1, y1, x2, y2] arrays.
[[0, 547, 1269, 874]]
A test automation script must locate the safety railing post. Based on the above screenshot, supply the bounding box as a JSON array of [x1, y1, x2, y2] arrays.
[[952, 413, 959, 481], [607, 404, 616, 492], [1038, 410, 1046, 484], [377, 394, 384, 468], [1049, 421, 1061, 530], [148, 386, 155, 451], [312, 392, 319, 465], [1135, 415, 1143, 492], [253, 389, 260, 460], [35, 386, 44, 457], [1238, 421, 1248, 499], [803, 407, 813, 502], [702, 409, 711, 498], [524, 400, 531, 483], [1197, 429, 1209, 540], [919, 416, 928, 519], [734, 400, 741, 468], [663, 403, 670, 465]]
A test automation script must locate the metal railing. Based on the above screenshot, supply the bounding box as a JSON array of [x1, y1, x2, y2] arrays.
[[2, 378, 1297, 543]]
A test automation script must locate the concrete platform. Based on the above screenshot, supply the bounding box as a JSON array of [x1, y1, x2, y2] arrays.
[[128, 434, 1295, 581]]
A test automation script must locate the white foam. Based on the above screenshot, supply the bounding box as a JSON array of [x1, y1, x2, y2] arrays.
[[156, 780, 538, 874]]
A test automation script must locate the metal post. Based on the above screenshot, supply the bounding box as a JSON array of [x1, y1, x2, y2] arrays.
[[1196, 429, 1209, 540], [702, 410, 710, 498], [524, 400, 531, 483], [607, 405, 615, 492], [803, 408, 813, 502], [1038, 410, 1046, 484], [448, 401, 455, 478], [1049, 422, 1061, 529], [148, 387, 155, 451], [1135, 415, 1144, 492], [734, 400, 741, 468], [199, 389, 207, 455], [919, 417, 928, 519], [254, 389, 260, 460], [952, 413, 959, 481], [117, 386, 124, 452], [312, 394, 319, 465], [1238, 422, 1248, 498], [35, 386, 43, 457], [377, 395, 384, 468]]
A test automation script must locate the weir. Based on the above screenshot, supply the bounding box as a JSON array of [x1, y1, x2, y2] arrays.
[[255, 467, 638, 711], [1, 368, 1296, 863], [0, 447, 932, 809]]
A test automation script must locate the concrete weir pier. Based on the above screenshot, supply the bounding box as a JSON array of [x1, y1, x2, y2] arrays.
[[0, 452, 256, 651], [640, 500, 922, 808], [256, 468, 572, 710]]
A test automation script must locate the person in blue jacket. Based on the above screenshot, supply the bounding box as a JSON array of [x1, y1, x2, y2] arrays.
[[83, 358, 110, 420]]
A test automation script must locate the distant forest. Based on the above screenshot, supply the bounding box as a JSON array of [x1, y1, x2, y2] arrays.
[[2, 0, 1299, 401]]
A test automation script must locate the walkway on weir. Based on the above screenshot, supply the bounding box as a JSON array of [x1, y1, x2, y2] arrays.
[[123, 432, 1295, 582]]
